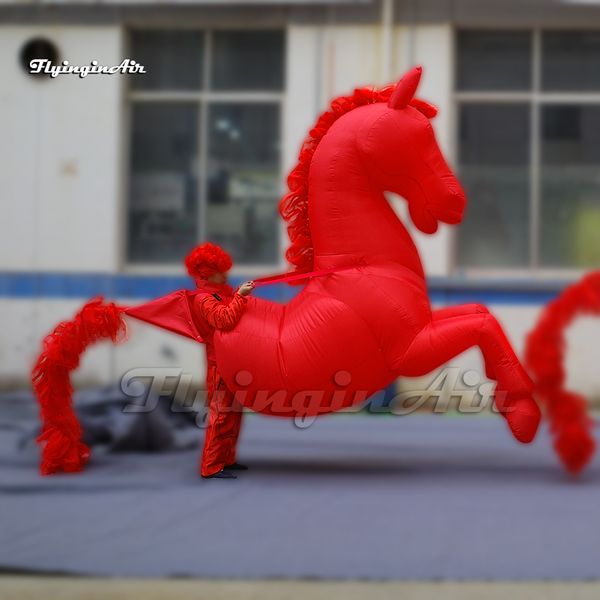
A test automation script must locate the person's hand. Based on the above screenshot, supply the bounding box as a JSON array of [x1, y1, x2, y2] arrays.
[[237, 281, 255, 297]]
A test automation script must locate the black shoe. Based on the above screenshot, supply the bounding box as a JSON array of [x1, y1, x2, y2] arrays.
[[202, 469, 237, 479], [225, 462, 248, 471]]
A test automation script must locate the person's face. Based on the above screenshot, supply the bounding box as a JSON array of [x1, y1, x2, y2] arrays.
[[207, 271, 227, 284]]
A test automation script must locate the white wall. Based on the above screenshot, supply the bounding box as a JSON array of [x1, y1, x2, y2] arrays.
[[0, 25, 124, 273], [0, 25, 175, 390], [284, 24, 388, 173]]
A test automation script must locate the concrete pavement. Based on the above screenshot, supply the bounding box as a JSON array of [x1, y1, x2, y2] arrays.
[[1, 412, 599, 579]]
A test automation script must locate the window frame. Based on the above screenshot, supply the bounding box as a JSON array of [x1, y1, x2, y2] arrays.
[[453, 27, 600, 281], [123, 27, 287, 275]]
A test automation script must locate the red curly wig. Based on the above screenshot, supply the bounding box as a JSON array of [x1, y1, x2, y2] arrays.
[[185, 242, 233, 279]]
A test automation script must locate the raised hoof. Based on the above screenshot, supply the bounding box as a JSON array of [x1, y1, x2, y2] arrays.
[[504, 396, 542, 444]]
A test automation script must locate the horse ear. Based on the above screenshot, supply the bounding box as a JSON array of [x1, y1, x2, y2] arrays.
[[388, 66, 422, 110]]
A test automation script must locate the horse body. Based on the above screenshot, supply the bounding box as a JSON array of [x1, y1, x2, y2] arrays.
[[214, 96, 453, 415], [215, 98, 438, 416], [214, 264, 429, 416], [214, 68, 542, 444]]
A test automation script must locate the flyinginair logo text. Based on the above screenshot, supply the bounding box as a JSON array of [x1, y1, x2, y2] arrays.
[[29, 59, 146, 78]]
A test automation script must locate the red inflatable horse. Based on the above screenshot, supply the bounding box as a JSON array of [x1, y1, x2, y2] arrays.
[[32, 67, 542, 475]]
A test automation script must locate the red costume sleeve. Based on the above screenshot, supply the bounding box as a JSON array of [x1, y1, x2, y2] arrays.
[[196, 293, 248, 331]]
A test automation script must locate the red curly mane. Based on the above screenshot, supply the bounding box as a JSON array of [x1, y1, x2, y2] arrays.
[[279, 84, 397, 275]]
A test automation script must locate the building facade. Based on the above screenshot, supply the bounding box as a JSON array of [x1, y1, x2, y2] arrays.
[[1, 0, 600, 400]]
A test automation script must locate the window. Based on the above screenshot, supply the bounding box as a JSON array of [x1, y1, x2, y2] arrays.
[[457, 31, 532, 92], [456, 30, 600, 270], [127, 30, 284, 265]]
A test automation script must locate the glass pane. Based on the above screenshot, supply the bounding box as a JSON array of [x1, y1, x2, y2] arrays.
[[207, 103, 280, 264], [211, 30, 284, 91], [457, 104, 531, 268], [457, 30, 532, 91], [128, 103, 199, 263], [130, 30, 203, 91], [541, 105, 600, 268], [543, 31, 600, 91]]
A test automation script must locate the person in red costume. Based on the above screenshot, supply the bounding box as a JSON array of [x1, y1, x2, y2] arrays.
[[185, 243, 255, 479]]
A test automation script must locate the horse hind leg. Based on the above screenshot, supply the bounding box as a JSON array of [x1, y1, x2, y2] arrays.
[[397, 306, 541, 443]]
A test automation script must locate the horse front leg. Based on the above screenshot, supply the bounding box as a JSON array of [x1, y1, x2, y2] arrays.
[[398, 305, 541, 443]]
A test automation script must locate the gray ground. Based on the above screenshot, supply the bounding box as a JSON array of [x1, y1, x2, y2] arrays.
[[1, 405, 599, 580]]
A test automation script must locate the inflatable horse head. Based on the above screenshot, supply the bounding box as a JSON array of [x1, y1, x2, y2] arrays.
[[283, 66, 467, 277], [357, 66, 466, 234]]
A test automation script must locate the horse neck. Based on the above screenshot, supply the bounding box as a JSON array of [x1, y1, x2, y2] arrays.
[[307, 140, 424, 277]]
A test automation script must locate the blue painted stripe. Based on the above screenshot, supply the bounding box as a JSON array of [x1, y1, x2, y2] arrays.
[[0, 272, 298, 302], [428, 288, 558, 306], [0, 271, 569, 305]]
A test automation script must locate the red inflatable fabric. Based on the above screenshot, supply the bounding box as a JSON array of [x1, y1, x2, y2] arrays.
[[31, 67, 544, 474], [210, 67, 541, 443]]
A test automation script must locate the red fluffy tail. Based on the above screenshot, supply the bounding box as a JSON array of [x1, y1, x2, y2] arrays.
[[31, 297, 127, 475], [525, 271, 600, 474]]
